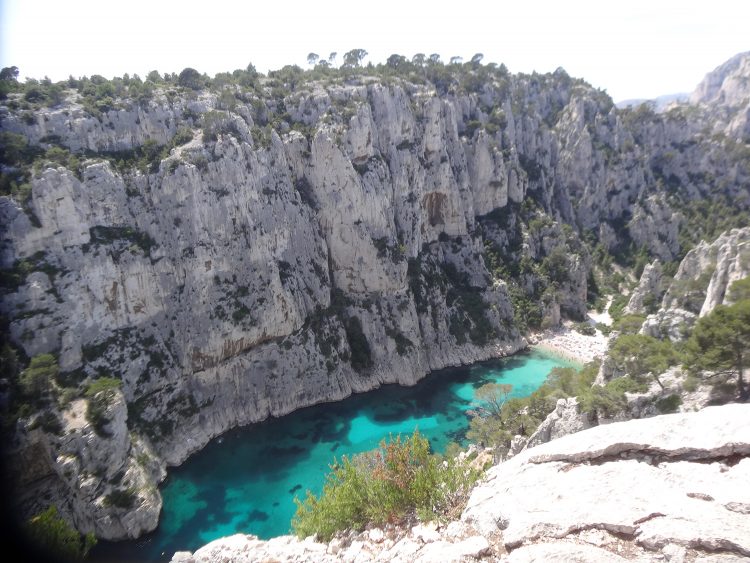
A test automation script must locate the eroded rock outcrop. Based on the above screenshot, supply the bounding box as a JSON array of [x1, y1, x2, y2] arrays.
[[624, 259, 663, 315], [523, 397, 593, 450], [464, 404, 750, 559], [642, 227, 750, 340], [690, 51, 750, 140], [9, 391, 164, 539]]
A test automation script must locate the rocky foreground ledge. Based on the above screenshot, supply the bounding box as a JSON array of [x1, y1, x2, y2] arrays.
[[172, 404, 750, 562]]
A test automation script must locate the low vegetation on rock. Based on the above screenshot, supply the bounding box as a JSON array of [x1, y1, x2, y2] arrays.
[[24, 505, 96, 561], [292, 430, 484, 541]]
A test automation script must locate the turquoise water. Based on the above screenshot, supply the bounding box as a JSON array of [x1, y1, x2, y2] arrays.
[[92, 350, 572, 561]]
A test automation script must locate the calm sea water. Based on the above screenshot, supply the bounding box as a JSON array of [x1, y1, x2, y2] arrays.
[[92, 349, 573, 561]]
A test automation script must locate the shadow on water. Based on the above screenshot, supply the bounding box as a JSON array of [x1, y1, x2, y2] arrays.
[[91, 349, 573, 562]]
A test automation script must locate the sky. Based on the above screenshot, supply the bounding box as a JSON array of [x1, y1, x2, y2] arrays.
[[1, 0, 748, 102]]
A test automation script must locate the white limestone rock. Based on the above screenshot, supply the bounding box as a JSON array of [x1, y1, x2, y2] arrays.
[[624, 260, 663, 315], [523, 397, 593, 450], [414, 536, 490, 562], [12, 391, 163, 540], [462, 405, 750, 556], [503, 542, 629, 562], [642, 227, 750, 340]]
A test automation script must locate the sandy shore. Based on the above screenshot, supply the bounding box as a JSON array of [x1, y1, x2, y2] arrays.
[[529, 321, 609, 365]]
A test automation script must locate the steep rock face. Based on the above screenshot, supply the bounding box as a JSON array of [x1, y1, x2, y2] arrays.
[[624, 259, 663, 316], [642, 227, 750, 340], [690, 51, 750, 141], [0, 91, 218, 152], [2, 58, 750, 536], [691, 52, 750, 105], [9, 391, 163, 539]]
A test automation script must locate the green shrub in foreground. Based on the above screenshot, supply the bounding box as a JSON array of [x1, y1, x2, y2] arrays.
[[24, 505, 96, 561], [292, 430, 482, 541], [655, 394, 682, 413]]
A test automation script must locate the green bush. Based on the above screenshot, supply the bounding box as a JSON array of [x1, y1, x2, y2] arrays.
[[609, 334, 680, 379], [85, 377, 122, 437], [608, 294, 629, 322], [578, 375, 648, 419], [0, 131, 44, 198], [20, 354, 59, 404], [85, 377, 122, 397], [612, 314, 646, 335], [578, 385, 626, 418], [38, 146, 81, 177], [172, 127, 193, 146], [103, 488, 136, 509], [292, 430, 481, 540], [24, 505, 96, 561], [605, 375, 649, 394], [655, 394, 682, 414], [541, 246, 570, 284], [177, 67, 204, 90], [575, 322, 596, 336]]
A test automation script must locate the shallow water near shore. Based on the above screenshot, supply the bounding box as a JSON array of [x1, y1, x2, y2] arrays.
[[92, 350, 574, 561]]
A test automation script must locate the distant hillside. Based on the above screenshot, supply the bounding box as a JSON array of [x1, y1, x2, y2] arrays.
[[615, 92, 688, 111], [690, 50, 750, 105]]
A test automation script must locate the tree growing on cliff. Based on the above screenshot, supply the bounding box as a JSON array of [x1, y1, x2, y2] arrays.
[[342, 49, 368, 68], [177, 67, 204, 90], [19, 354, 59, 404], [24, 505, 96, 561], [686, 283, 750, 400], [608, 334, 680, 389], [466, 383, 533, 451], [728, 276, 750, 302], [0, 65, 19, 99]]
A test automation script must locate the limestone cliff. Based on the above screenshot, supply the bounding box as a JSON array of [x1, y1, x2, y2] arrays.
[[1, 54, 749, 538], [690, 51, 750, 140], [641, 226, 750, 341], [8, 391, 164, 539]]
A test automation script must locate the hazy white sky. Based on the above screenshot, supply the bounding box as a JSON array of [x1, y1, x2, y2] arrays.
[[1, 0, 748, 101]]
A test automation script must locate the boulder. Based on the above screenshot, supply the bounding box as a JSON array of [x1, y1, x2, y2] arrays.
[[524, 397, 592, 450], [462, 405, 750, 557], [624, 260, 662, 315]]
